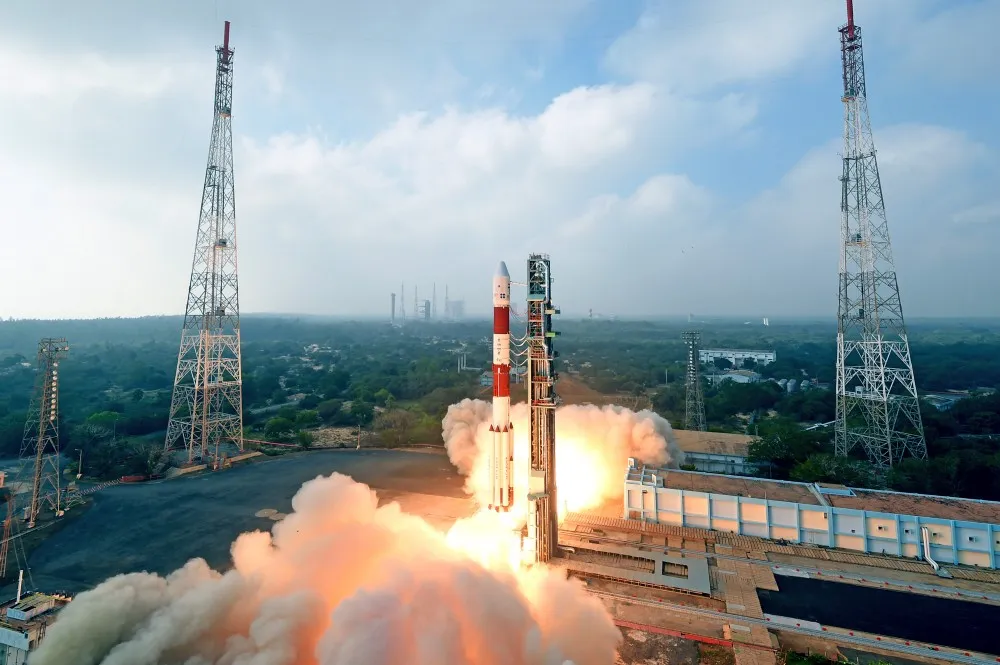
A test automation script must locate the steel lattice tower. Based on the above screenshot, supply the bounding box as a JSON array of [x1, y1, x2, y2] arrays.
[[834, 1, 926, 470], [524, 254, 559, 565], [20, 338, 70, 529], [166, 21, 244, 463], [683, 331, 706, 432]]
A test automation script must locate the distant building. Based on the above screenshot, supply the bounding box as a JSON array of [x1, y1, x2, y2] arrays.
[[699, 349, 775, 367], [671, 429, 756, 475], [708, 370, 761, 385]]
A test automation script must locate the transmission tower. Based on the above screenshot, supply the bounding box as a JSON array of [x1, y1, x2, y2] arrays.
[[834, 1, 926, 470], [683, 331, 706, 431], [524, 254, 559, 565], [165, 21, 244, 464], [20, 339, 70, 529]]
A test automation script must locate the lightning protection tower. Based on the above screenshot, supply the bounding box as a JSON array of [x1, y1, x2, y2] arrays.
[[683, 331, 706, 432], [21, 338, 70, 529], [834, 1, 926, 470], [524, 254, 559, 565], [165, 21, 244, 463]]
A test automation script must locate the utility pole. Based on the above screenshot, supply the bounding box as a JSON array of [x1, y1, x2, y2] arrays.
[[166, 21, 245, 464], [833, 0, 926, 469], [683, 331, 706, 432]]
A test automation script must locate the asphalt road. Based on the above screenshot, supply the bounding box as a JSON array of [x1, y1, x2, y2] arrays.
[[759, 576, 1000, 655], [14, 449, 465, 594]]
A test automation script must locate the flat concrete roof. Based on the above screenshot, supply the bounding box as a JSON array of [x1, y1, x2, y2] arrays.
[[651, 469, 820, 505], [827, 489, 1000, 524], [672, 429, 754, 457], [631, 468, 1000, 525]]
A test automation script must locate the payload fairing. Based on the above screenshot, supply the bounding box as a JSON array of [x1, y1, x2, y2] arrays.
[[489, 261, 514, 511]]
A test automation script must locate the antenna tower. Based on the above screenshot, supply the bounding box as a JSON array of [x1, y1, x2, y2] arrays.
[[683, 331, 706, 431], [834, 1, 926, 469], [165, 21, 245, 464], [23, 339, 69, 529], [524, 254, 559, 565]]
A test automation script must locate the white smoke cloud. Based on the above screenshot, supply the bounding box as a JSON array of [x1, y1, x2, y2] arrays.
[[442, 400, 684, 517], [31, 473, 621, 665], [443, 397, 494, 476]]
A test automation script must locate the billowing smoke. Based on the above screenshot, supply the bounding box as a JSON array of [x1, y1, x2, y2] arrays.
[[443, 400, 684, 517], [31, 473, 621, 665]]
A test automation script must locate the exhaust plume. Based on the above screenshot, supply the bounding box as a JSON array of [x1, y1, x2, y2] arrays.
[[443, 400, 684, 517], [31, 473, 621, 665]]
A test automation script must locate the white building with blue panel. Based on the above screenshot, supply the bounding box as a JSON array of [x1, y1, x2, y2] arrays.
[[624, 462, 1000, 570]]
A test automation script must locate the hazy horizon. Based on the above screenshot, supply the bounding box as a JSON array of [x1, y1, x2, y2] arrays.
[[1, 312, 998, 325]]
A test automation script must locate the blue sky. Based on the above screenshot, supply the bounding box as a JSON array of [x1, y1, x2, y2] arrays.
[[0, 0, 997, 319]]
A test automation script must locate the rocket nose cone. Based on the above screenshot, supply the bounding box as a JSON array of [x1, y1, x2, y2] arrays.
[[495, 261, 510, 278]]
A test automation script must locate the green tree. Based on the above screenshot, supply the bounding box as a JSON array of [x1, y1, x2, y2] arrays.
[[374, 409, 417, 447], [296, 430, 315, 449], [86, 411, 122, 429], [317, 399, 345, 423], [321, 369, 351, 397], [295, 410, 320, 428], [747, 418, 827, 479], [277, 406, 299, 422], [374, 388, 395, 409], [299, 394, 321, 409], [789, 453, 875, 487], [350, 401, 374, 426], [264, 417, 295, 440], [130, 388, 144, 403]]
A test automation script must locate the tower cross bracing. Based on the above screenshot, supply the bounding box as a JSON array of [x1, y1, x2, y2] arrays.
[[524, 254, 559, 565], [833, 4, 926, 469], [683, 331, 706, 432], [165, 21, 245, 463]]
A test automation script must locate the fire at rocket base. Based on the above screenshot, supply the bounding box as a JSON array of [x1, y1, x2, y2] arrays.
[[489, 261, 514, 512]]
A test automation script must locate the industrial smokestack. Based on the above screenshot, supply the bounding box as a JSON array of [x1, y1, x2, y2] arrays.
[[391, 293, 396, 323]]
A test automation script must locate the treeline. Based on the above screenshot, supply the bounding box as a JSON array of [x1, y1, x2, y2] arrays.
[[747, 392, 1000, 501], [0, 318, 492, 480], [561, 319, 1000, 397]]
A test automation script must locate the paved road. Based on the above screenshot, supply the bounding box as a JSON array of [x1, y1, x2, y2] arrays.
[[14, 449, 464, 594]]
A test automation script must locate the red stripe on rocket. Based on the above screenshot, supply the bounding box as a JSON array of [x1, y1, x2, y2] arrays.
[[489, 261, 514, 511]]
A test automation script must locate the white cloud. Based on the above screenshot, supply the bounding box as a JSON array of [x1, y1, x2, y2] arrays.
[[0, 42, 205, 101], [707, 124, 1000, 317], [604, 0, 845, 92], [951, 202, 1000, 227], [0, 0, 996, 320]]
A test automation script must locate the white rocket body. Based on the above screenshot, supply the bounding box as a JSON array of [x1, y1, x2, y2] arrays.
[[489, 261, 514, 511]]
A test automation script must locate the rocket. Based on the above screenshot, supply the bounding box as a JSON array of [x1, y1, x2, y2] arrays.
[[489, 261, 514, 512]]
